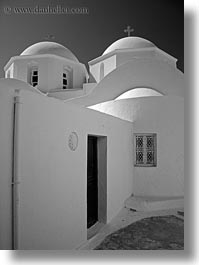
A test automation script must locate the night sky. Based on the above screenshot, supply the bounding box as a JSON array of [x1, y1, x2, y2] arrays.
[[0, 0, 184, 77]]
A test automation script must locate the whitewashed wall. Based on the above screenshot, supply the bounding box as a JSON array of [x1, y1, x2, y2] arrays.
[[0, 86, 14, 249], [16, 90, 133, 249], [91, 96, 184, 197], [0, 78, 38, 250], [69, 58, 184, 106], [89, 55, 116, 83]]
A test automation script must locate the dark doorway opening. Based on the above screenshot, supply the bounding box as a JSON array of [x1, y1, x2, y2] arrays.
[[87, 136, 98, 229]]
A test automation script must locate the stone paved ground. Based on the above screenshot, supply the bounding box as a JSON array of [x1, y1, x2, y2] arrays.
[[95, 215, 184, 250]]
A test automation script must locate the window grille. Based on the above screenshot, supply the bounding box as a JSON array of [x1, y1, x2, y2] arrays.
[[134, 134, 157, 167]]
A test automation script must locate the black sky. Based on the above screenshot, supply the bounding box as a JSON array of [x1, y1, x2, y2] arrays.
[[0, 0, 184, 77]]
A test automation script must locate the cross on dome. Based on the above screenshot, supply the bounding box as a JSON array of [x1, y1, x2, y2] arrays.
[[124, 26, 134, 37], [44, 34, 55, 40]]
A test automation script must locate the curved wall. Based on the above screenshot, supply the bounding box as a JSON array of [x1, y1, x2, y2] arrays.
[[69, 57, 184, 106]]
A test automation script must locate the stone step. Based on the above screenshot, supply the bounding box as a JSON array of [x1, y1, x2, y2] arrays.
[[125, 196, 184, 212]]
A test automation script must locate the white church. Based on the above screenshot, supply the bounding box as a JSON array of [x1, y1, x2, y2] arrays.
[[0, 36, 184, 250]]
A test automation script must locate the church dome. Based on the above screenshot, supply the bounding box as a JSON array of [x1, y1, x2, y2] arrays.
[[21, 41, 79, 62], [103, 37, 155, 55]]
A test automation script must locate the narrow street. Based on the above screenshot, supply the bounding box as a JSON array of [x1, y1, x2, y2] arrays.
[[95, 215, 184, 250]]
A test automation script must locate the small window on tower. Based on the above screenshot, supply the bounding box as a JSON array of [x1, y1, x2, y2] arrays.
[[134, 133, 157, 167], [31, 68, 38, 87], [63, 79, 67, 85], [63, 72, 68, 89]]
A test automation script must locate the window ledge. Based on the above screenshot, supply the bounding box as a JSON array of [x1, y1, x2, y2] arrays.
[[134, 164, 157, 167]]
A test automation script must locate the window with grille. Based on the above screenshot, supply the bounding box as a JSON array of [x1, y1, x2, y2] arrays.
[[30, 68, 38, 87], [134, 133, 157, 167]]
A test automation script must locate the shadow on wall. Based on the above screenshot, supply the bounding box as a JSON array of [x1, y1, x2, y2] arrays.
[[89, 72, 97, 83]]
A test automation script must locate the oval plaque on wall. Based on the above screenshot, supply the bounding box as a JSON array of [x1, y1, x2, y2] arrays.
[[68, 132, 78, 151]]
